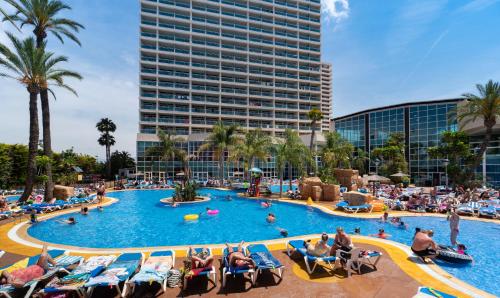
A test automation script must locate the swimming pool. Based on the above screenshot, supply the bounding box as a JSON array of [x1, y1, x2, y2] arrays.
[[27, 189, 499, 295], [269, 184, 297, 193]]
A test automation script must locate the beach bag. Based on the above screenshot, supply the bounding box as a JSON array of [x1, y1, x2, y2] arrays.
[[167, 269, 181, 287]]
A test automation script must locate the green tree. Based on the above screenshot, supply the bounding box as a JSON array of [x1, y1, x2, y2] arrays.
[[321, 132, 354, 169], [146, 129, 186, 178], [7, 144, 28, 187], [372, 132, 408, 177], [307, 108, 323, 174], [282, 129, 311, 189], [198, 121, 240, 187], [231, 129, 271, 180], [110, 151, 136, 177], [0, 34, 77, 201], [0, 144, 13, 189], [351, 148, 369, 176], [3, 0, 84, 200], [457, 80, 500, 174], [428, 131, 475, 187], [96, 118, 116, 179]]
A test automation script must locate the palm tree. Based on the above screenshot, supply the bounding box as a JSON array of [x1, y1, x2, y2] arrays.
[[351, 148, 369, 175], [96, 118, 116, 179], [0, 34, 78, 201], [321, 132, 354, 170], [458, 80, 500, 172], [198, 121, 240, 187], [307, 108, 323, 151], [3, 0, 83, 199], [231, 129, 271, 180], [272, 141, 287, 198], [282, 129, 311, 189], [146, 129, 186, 178]]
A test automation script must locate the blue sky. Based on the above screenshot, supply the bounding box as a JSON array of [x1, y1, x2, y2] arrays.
[[0, 0, 499, 157]]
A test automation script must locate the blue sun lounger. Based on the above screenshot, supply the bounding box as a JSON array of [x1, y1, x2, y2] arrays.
[[184, 248, 216, 290], [413, 286, 457, 298], [247, 244, 284, 285], [286, 240, 337, 274], [128, 250, 174, 295], [344, 204, 372, 213], [0, 250, 79, 298], [222, 246, 255, 288], [85, 252, 143, 298]]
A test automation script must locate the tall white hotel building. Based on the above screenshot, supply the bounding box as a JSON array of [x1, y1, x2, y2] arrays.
[[137, 0, 330, 180]]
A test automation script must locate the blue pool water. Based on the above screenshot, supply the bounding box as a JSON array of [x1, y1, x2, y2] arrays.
[[269, 184, 297, 193], [28, 189, 499, 295]]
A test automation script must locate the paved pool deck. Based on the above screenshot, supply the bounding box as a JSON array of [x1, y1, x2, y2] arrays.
[[0, 191, 496, 297]]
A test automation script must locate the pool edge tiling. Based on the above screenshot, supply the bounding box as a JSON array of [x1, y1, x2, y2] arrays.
[[2, 189, 497, 298]]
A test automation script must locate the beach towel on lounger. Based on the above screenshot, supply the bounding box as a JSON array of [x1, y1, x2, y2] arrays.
[[129, 256, 172, 283], [85, 260, 138, 287], [250, 252, 280, 269]]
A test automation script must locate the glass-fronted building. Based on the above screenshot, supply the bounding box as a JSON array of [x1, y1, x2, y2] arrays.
[[334, 99, 460, 186]]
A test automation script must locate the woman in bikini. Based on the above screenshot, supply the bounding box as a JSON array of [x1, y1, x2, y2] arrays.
[[225, 241, 255, 268]]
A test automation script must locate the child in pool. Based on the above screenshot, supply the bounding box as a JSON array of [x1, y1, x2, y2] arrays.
[[457, 244, 467, 255]]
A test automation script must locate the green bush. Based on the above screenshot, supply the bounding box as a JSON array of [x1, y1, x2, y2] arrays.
[[174, 180, 199, 202]]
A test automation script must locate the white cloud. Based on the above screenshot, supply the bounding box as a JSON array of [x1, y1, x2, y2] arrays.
[[322, 0, 350, 23], [456, 0, 499, 12]]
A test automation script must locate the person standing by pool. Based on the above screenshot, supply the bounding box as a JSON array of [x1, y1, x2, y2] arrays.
[[448, 207, 460, 246], [330, 227, 353, 255]]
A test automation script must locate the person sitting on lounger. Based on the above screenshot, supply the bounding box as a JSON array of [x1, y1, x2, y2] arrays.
[[411, 230, 438, 260], [225, 241, 255, 268], [0, 245, 56, 288], [188, 247, 214, 268], [330, 227, 353, 255], [304, 233, 331, 256]]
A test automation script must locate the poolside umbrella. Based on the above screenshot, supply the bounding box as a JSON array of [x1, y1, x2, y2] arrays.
[[249, 167, 263, 173], [365, 174, 391, 183], [390, 171, 409, 178]]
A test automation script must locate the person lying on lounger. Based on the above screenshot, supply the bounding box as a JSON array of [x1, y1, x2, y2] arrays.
[[225, 241, 255, 268], [0, 245, 56, 288], [188, 247, 214, 268], [304, 233, 331, 256]]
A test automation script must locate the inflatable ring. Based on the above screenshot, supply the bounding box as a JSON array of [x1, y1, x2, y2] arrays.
[[184, 214, 199, 221], [207, 209, 219, 215]]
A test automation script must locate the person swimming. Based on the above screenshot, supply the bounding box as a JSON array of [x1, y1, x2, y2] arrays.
[[80, 206, 88, 215], [380, 212, 389, 222], [58, 217, 76, 225], [266, 213, 276, 223], [226, 195, 232, 201], [354, 227, 361, 235], [97, 206, 103, 211], [371, 229, 390, 239], [277, 228, 288, 237]]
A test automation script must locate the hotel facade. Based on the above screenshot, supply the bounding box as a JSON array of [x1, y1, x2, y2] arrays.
[[137, 0, 329, 180]]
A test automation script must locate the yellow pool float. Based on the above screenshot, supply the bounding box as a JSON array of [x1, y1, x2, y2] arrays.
[[370, 200, 386, 212], [184, 214, 199, 221]]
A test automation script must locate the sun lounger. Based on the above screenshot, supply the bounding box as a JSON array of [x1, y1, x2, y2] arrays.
[[42, 255, 116, 298], [344, 204, 373, 213], [222, 246, 255, 288], [247, 244, 284, 285], [0, 251, 4, 260], [184, 248, 216, 290], [85, 252, 143, 298], [128, 250, 174, 295], [413, 286, 457, 298], [0, 250, 78, 298], [286, 240, 337, 274], [335, 247, 382, 277]]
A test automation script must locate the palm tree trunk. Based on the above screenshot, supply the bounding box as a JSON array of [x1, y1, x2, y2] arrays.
[[469, 125, 493, 181], [106, 145, 111, 179], [20, 92, 40, 202], [309, 122, 317, 175], [40, 90, 54, 200], [219, 151, 224, 187], [279, 168, 284, 198], [288, 162, 293, 190]]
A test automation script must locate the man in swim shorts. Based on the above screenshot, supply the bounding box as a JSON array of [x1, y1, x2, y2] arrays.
[[225, 241, 255, 268], [330, 227, 353, 255], [411, 230, 438, 259], [188, 247, 214, 268], [0, 245, 56, 287]]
